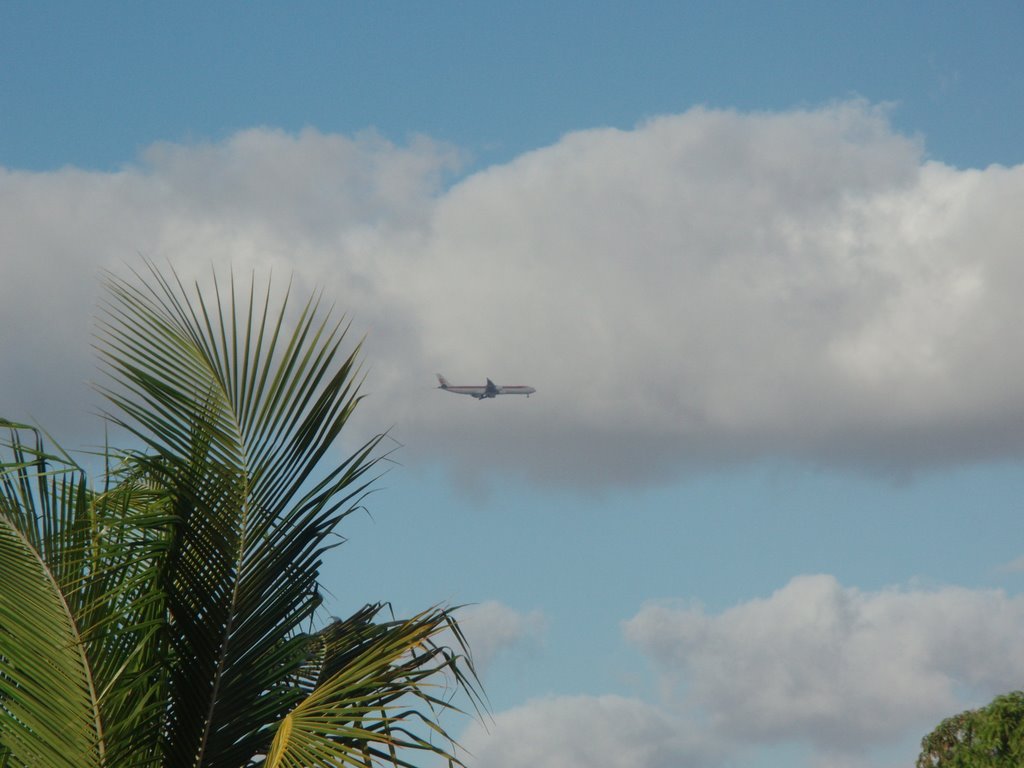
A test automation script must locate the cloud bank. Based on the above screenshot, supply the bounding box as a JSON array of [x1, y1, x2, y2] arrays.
[[460, 577, 1024, 768], [2, 101, 1022, 485]]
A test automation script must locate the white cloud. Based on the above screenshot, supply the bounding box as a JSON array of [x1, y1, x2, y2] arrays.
[[624, 574, 1024, 759], [3, 102, 1024, 485], [0, 127, 454, 445], [458, 694, 723, 768], [447, 577, 1024, 768], [389, 103, 1024, 485], [453, 601, 545, 675]]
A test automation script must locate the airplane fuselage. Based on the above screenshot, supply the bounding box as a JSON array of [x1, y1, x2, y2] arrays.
[[436, 374, 535, 399]]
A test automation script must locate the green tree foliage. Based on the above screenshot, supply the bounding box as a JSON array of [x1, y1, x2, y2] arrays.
[[0, 264, 482, 768], [918, 692, 1024, 768]]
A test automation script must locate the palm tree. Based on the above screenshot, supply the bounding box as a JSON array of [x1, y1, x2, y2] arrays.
[[0, 263, 481, 768]]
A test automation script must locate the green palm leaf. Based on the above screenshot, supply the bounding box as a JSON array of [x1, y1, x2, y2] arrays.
[[0, 515, 101, 768], [266, 604, 482, 768], [0, 424, 172, 768], [97, 263, 386, 766], [2, 263, 483, 767]]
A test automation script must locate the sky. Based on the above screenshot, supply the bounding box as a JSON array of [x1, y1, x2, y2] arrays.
[[3, 2, 1024, 766]]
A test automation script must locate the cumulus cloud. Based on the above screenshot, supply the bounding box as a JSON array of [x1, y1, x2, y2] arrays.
[[456, 579, 1024, 768], [0, 127, 457, 444], [624, 574, 1024, 758], [451, 600, 545, 675], [392, 102, 1024, 484], [2, 102, 1023, 485], [458, 694, 722, 768]]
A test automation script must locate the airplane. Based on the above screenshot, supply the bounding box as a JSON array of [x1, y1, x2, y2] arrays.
[[436, 374, 536, 399]]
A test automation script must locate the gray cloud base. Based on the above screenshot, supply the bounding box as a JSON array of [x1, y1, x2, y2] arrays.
[[1, 102, 1021, 487]]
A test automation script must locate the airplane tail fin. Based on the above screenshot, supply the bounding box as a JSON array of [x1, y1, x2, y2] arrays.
[[436, 374, 449, 389]]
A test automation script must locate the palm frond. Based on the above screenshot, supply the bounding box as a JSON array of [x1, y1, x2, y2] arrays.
[[0, 426, 103, 768], [265, 604, 483, 768], [96, 262, 385, 767], [79, 466, 174, 768], [3, 263, 484, 768], [0, 425, 172, 768]]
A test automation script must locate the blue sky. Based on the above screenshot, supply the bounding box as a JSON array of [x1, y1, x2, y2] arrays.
[[3, 3, 1024, 767], [4, 2, 1022, 171]]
